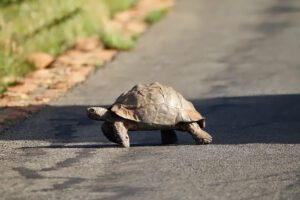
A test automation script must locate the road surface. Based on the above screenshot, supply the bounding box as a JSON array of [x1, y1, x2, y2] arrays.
[[1, 0, 300, 199]]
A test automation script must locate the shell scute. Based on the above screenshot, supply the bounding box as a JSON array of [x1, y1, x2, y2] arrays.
[[111, 82, 204, 125]]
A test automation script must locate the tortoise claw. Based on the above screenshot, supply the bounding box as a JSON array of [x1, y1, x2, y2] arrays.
[[195, 136, 212, 145], [121, 140, 130, 148]]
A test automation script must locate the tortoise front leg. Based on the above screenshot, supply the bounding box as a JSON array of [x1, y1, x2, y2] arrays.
[[112, 121, 130, 148], [161, 130, 178, 144], [183, 122, 212, 144], [101, 122, 119, 144]]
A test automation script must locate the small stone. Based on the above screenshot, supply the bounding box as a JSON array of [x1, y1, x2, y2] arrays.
[[1, 75, 17, 85], [4, 92, 29, 100], [124, 20, 147, 34], [27, 69, 53, 79], [48, 83, 67, 92], [68, 66, 94, 84], [27, 52, 54, 70], [6, 83, 36, 94], [56, 50, 93, 67], [92, 49, 117, 62], [34, 96, 51, 103], [75, 35, 101, 51], [114, 11, 134, 23], [151, 0, 175, 8], [105, 20, 124, 32]]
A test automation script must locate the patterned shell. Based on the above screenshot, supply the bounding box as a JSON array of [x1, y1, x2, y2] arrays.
[[110, 82, 204, 125]]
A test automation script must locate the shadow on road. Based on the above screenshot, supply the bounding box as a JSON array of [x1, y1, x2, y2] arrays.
[[1, 94, 300, 146]]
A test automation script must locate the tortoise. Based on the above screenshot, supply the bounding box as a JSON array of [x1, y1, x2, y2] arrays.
[[87, 82, 212, 147]]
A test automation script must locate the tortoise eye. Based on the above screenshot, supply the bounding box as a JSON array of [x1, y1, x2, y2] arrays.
[[89, 108, 95, 113]]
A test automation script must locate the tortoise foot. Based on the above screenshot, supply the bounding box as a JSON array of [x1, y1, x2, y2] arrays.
[[195, 131, 212, 144], [195, 137, 212, 145], [120, 141, 130, 148]]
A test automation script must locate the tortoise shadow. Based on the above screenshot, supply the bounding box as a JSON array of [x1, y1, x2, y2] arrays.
[[1, 94, 300, 145], [21, 143, 187, 150]]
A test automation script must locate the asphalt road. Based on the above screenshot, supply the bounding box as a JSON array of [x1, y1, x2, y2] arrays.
[[1, 0, 300, 199]]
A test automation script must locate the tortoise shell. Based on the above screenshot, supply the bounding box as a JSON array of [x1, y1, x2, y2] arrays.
[[110, 82, 204, 126]]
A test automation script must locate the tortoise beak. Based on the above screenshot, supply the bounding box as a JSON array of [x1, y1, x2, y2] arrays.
[[86, 107, 98, 120]]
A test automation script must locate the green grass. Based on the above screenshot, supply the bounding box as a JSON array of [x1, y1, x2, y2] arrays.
[[100, 31, 138, 50], [102, 0, 139, 17], [0, 0, 139, 93], [145, 8, 168, 24]]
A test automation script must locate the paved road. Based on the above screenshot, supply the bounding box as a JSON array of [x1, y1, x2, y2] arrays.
[[1, 0, 300, 199]]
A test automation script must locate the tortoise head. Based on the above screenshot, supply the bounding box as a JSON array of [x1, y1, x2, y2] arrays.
[[87, 107, 109, 121]]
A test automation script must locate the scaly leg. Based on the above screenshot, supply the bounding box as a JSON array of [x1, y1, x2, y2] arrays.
[[184, 122, 212, 144], [112, 121, 130, 148], [101, 122, 119, 144], [161, 130, 178, 144]]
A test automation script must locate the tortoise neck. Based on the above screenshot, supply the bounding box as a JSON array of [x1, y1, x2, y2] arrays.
[[104, 110, 120, 122]]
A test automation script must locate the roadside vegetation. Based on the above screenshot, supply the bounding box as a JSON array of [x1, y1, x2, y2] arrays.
[[103, 0, 138, 17], [0, 0, 138, 93], [145, 8, 168, 24], [101, 31, 139, 50]]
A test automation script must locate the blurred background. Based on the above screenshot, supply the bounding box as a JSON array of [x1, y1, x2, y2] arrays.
[[0, 0, 155, 94]]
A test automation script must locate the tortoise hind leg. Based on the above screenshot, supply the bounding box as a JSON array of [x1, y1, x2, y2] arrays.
[[161, 130, 178, 145], [183, 122, 212, 144]]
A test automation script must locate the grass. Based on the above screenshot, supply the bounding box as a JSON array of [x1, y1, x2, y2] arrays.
[[0, 0, 139, 93], [145, 8, 168, 24], [100, 31, 138, 50], [102, 0, 139, 17]]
